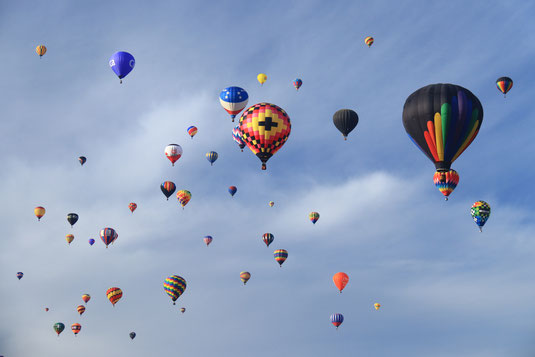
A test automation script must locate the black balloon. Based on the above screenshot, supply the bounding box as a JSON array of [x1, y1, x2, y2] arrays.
[[333, 109, 359, 140], [67, 213, 79, 227]]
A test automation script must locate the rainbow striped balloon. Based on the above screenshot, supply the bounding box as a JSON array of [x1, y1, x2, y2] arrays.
[[274, 249, 288, 267], [433, 170, 459, 200], [164, 275, 187, 305], [187, 126, 198, 138]]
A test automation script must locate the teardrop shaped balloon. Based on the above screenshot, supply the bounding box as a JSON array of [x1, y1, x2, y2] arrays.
[[232, 125, 246, 151], [239, 103, 291, 170], [402, 84, 484, 172], [496, 77, 513, 97], [53, 322, 65, 336], [130, 332, 136, 340], [67, 213, 79, 227], [71, 323, 81, 336], [330, 313, 344, 329], [333, 272, 349, 293], [274, 249, 288, 267], [161, 181, 176, 200], [88, 238, 95, 246], [364, 36, 374, 47], [78, 156, 86, 166], [206, 151, 218, 166], [100, 227, 118, 248], [203, 235, 213, 246], [228, 186, 237, 197], [257, 73, 267, 85], [240, 271, 251, 285], [82, 294, 91, 304], [433, 170, 459, 200], [66, 234, 74, 245], [16, 272, 23, 280], [128, 202, 137, 213], [470, 201, 491, 232], [164, 144, 183, 166], [45, 307, 49, 312], [309, 212, 320, 224], [187, 126, 198, 138], [180, 307, 186, 313], [77, 305, 86, 316], [333, 109, 359, 140], [34, 206, 45, 221], [36, 45, 47, 57], [374, 303, 381, 310], [106, 287, 123, 306], [269, 201, 274, 207], [163, 275, 187, 305], [262, 233, 274, 247], [176, 190, 191, 209], [220, 86, 249, 121], [293, 78, 302, 91], [109, 51, 135, 83]]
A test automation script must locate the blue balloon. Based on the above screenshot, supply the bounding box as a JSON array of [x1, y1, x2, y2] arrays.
[[109, 51, 135, 83], [88, 238, 95, 246], [219, 87, 249, 121]]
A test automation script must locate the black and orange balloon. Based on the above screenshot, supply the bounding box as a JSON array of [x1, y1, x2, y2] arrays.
[[402, 84, 483, 172], [239, 103, 291, 170]]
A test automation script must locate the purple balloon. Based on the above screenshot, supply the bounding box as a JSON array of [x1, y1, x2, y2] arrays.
[[109, 51, 135, 83], [88, 239, 95, 246]]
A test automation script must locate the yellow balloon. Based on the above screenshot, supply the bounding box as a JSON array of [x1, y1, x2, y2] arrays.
[[36, 45, 47, 57], [374, 303, 381, 310], [257, 73, 267, 85], [34, 206, 46, 221]]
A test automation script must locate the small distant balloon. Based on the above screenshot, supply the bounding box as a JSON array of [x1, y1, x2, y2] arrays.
[[66, 234, 74, 245], [204, 235, 213, 246], [109, 51, 135, 83], [330, 313, 344, 329], [34, 206, 45, 221], [364, 36, 374, 47], [257, 73, 267, 85], [164, 275, 187, 305], [176, 190, 191, 209], [78, 156, 86, 166], [71, 323, 81, 336], [129, 202, 137, 213], [274, 249, 288, 267], [130, 332, 136, 340], [496, 77, 513, 97], [88, 238, 95, 246], [228, 186, 237, 197], [100, 227, 118, 248], [309, 212, 320, 224], [269, 201, 274, 207], [107, 287, 123, 306], [161, 181, 176, 200], [240, 271, 251, 285], [262, 233, 274, 247], [470, 201, 491, 232], [206, 151, 218, 166], [67, 213, 79, 227], [77, 305, 86, 316], [293, 78, 302, 91], [374, 303, 381, 310], [333, 272, 349, 293], [36, 45, 47, 58], [180, 307, 186, 313], [187, 126, 198, 138], [164, 144, 183, 166], [45, 307, 49, 312], [53, 322, 65, 336], [82, 294, 91, 304], [16, 272, 23, 280]]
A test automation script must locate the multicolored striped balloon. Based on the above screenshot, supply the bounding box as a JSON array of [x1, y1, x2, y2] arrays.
[[262, 233, 274, 247], [274, 249, 288, 267], [496, 77, 513, 97], [228, 186, 237, 197], [374, 303, 381, 310], [470, 201, 491, 232], [309, 212, 320, 224], [71, 323, 81, 336], [82, 294, 91, 304], [180, 307, 186, 313], [128, 202, 137, 213], [66, 234, 74, 245], [77, 305, 86, 315], [330, 313, 344, 329], [203, 235, 213, 246], [269, 201, 274, 207], [16, 272, 23, 280], [100, 227, 118, 248], [106, 287, 123, 306], [163, 275, 187, 305], [187, 126, 198, 138], [176, 190, 191, 209], [36, 45, 47, 57], [161, 181, 176, 200], [240, 271, 251, 285], [293, 78, 302, 91], [364, 36, 374, 47], [206, 151, 218, 166], [433, 170, 459, 200]]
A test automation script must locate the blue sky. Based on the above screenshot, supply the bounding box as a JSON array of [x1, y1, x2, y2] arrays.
[[1, 0, 535, 356]]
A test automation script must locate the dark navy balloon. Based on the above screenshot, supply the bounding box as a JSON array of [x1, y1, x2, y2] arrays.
[[109, 51, 135, 83]]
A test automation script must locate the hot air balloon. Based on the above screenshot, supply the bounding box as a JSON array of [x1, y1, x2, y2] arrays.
[[77, 305, 86, 316], [274, 249, 288, 267], [176, 190, 191, 209], [374, 303, 381, 310], [66, 234, 74, 245], [107, 287, 123, 306], [257, 73, 267, 85], [333, 109, 359, 140], [333, 272, 349, 293], [53, 322, 65, 336], [496, 77, 513, 97], [470, 201, 491, 232], [232, 125, 246, 151], [364, 36, 374, 47], [45, 307, 49, 312], [239, 103, 291, 170], [164, 144, 183, 166], [161, 181, 176, 200], [71, 323, 81, 336], [402, 84, 484, 173], [433, 170, 459, 200], [16, 272, 23, 280], [78, 156, 86, 166], [240, 271, 251, 285], [100, 227, 118, 248], [309, 212, 320, 224], [293, 78, 302, 91], [180, 307, 186, 313], [187, 126, 198, 138], [82, 294, 91, 304], [269, 201, 274, 207], [204, 235, 213, 246], [130, 332, 136, 340], [36, 45, 47, 58], [228, 186, 237, 197], [220, 86, 249, 121], [89, 238, 95, 246], [262, 233, 274, 247], [67, 213, 78, 227], [163, 275, 187, 305], [34, 206, 45, 221], [109, 51, 135, 83], [128, 202, 137, 213], [206, 151, 218, 166], [330, 313, 344, 329]]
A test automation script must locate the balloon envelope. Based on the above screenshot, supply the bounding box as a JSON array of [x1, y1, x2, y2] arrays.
[[433, 170, 459, 200], [333, 272, 349, 293], [470, 201, 491, 232], [78, 156, 86, 166], [16, 272, 23, 280], [53, 322, 65, 336], [365, 36, 374, 47], [128, 202, 137, 213], [257, 73, 267, 85], [67, 213, 78, 227], [34, 206, 45, 221], [330, 313, 344, 328], [176, 190, 191, 208], [309, 212, 320, 224], [262, 233, 274, 247], [165, 144, 183, 166], [109, 51, 135, 82], [161, 181, 176, 200], [274, 249, 288, 266], [187, 126, 198, 138], [204, 235, 213, 246], [496, 77, 513, 97], [36, 45, 47, 57], [206, 151, 218, 165], [232, 125, 246, 151], [82, 294, 91, 303], [106, 287, 123, 306], [164, 275, 187, 304], [293, 78, 302, 90], [130, 332, 136, 340], [240, 271, 251, 285], [220, 87, 249, 120], [333, 109, 359, 140], [228, 186, 237, 196], [100, 228, 118, 248]]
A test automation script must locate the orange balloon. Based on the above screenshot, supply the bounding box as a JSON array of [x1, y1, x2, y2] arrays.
[[333, 272, 349, 293]]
